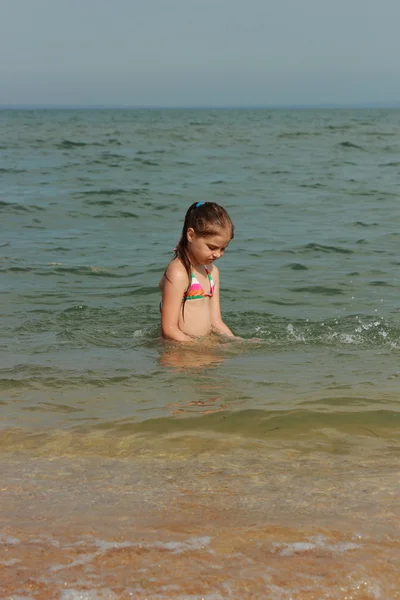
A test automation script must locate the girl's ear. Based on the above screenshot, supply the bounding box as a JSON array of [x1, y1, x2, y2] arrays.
[[186, 227, 196, 242]]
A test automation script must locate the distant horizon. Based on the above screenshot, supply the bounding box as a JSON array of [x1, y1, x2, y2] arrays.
[[1, 102, 400, 111]]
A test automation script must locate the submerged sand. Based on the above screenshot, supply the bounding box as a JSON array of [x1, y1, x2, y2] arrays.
[[1, 430, 400, 599]]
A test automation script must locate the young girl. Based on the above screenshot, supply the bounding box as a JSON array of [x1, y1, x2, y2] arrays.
[[160, 202, 236, 342]]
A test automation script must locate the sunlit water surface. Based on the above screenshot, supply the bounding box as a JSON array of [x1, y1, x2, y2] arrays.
[[1, 108, 400, 598]]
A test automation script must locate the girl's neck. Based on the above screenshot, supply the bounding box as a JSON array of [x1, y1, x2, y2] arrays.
[[186, 252, 203, 270]]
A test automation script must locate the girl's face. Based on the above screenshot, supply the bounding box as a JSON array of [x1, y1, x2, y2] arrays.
[[186, 227, 232, 265]]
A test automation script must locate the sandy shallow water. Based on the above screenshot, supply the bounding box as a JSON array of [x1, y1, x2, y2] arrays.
[[1, 428, 400, 600]]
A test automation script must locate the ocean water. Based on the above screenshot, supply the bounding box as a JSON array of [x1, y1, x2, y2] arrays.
[[1, 108, 400, 598]]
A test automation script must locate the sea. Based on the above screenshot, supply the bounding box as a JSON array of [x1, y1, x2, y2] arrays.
[[1, 107, 400, 599]]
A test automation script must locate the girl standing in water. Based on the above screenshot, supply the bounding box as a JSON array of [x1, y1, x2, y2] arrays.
[[160, 202, 236, 342]]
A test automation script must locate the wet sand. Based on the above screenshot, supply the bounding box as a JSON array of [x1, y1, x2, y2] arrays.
[[1, 432, 400, 599]]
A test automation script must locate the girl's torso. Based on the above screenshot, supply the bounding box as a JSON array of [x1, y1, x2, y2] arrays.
[[160, 263, 215, 337]]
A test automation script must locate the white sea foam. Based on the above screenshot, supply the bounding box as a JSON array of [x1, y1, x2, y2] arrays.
[[60, 590, 119, 600], [0, 534, 20, 545], [286, 323, 306, 342], [272, 534, 360, 557], [51, 535, 213, 574], [149, 536, 213, 554]]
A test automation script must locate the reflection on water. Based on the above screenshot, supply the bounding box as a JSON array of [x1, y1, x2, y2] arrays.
[[159, 337, 227, 371], [158, 338, 267, 415]]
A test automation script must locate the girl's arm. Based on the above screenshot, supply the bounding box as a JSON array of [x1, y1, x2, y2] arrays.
[[209, 266, 236, 337], [161, 262, 194, 342]]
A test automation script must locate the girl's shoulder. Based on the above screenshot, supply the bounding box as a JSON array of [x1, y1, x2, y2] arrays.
[[164, 257, 189, 283]]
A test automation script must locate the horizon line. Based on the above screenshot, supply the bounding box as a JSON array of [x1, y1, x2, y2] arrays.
[[1, 102, 400, 110]]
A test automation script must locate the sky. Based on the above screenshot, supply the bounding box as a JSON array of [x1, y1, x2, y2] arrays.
[[1, 0, 400, 107]]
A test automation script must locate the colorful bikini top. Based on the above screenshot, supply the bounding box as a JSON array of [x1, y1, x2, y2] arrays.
[[184, 267, 215, 301]]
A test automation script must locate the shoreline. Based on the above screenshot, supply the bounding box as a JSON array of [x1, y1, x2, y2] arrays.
[[1, 444, 400, 598]]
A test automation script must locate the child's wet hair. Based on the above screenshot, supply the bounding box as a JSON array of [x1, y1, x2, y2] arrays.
[[174, 202, 234, 314], [180, 202, 235, 241]]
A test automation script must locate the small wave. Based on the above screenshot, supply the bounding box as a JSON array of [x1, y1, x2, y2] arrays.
[[57, 140, 91, 148], [278, 131, 322, 138], [7, 265, 132, 279], [24, 223, 46, 229], [149, 203, 174, 211], [348, 188, 398, 198], [94, 211, 139, 219], [188, 121, 212, 126], [326, 125, 353, 131], [286, 263, 308, 270], [43, 246, 71, 252], [0, 378, 35, 391], [76, 188, 127, 196], [23, 401, 83, 414], [126, 285, 158, 296], [268, 299, 307, 306], [233, 312, 400, 350], [338, 141, 364, 150], [1, 408, 398, 455], [56, 140, 108, 149], [289, 285, 344, 296], [75, 188, 146, 199], [299, 182, 325, 188], [136, 149, 166, 155], [0, 370, 133, 391], [5, 266, 32, 273], [364, 131, 397, 137], [49, 266, 126, 277], [96, 152, 125, 159], [0, 201, 44, 213], [369, 281, 393, 287], [0, 167, 26, 174], [352, 221, 378, 227], [302, 242, 353, 254], [133, 157, 159, 166], [84, 199, 114, 206]]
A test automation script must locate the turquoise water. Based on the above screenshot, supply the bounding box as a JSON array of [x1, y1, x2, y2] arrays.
[[1, 107, 399, 436]]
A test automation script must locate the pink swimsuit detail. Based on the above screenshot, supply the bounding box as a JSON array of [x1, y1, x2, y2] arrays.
[[160, 266, 215, 311], [184, 267, 215, 301]]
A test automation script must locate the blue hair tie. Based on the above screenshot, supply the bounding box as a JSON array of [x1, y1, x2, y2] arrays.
[[196, 202, 203, 208]]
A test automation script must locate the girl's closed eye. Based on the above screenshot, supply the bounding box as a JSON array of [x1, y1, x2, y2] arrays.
[[208, 244, 227, 251]]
